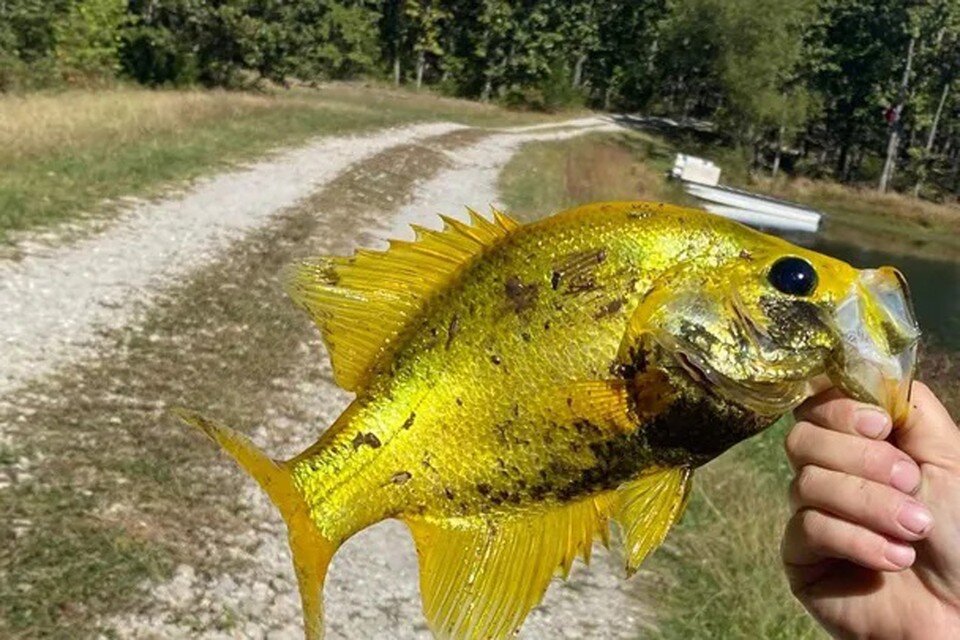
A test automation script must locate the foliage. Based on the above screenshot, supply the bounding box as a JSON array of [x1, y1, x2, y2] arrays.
[[2, 0, 960, 198]]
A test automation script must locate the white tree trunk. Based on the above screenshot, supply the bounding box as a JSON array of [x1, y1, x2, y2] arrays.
[[772, 125, 785, 178], [393, 55, 401, 86], [879, 37, 915, 193], [572, 54, 586, 88], [914, 80, 951, 196], [416, 50, 425, 89]]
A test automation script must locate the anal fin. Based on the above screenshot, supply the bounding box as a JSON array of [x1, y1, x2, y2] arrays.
[[406, 493, 617, 639]]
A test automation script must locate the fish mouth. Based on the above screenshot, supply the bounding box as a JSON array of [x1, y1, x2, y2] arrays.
[[828, 268, 921, 424]]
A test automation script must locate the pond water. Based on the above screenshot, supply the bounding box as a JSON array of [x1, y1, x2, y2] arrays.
[[784, 232, 960, 351]]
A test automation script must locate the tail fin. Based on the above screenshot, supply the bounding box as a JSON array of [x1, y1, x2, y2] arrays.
[[174, 409, 337, 640]]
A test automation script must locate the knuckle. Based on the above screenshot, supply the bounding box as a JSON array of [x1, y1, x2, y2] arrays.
[[794, 465, 820, 499], [859, 440, 896, 477], [851, 530, 885, 564], [784, 421, 812, 459]]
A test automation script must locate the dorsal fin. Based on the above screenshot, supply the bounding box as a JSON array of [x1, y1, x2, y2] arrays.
[[284, 208, 521, 391]]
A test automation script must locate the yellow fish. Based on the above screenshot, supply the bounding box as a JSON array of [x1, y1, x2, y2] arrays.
[[178, 201, 920, 639]]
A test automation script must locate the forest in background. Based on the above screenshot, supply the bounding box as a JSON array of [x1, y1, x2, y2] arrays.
[[2, 0, 959, 201]]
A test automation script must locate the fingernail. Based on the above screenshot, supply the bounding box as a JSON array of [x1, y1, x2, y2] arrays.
[[855, 408, 890, 438], [884, 541, 916, 568], [891, 460, 921, 494], [898, 501, 933, 535]]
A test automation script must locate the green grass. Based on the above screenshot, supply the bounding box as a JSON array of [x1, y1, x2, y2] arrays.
[[645, 419, 826, 640], [499, 130, 685, 221], [0, 83, 553, 241]]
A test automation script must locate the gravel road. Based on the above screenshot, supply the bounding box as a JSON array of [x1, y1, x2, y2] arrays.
[[1, 114, 655, 638]]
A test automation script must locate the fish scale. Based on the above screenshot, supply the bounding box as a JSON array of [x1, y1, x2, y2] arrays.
[[177, 200, 920, 640]]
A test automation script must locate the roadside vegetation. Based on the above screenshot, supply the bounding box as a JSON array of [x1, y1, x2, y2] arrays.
[[0, 84, 551, 242], [498, 131, 960, 639], [5, 1, 960, 205]]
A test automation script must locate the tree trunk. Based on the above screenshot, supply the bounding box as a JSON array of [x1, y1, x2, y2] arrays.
[[772, 125, 785, 178], [393, 55, 401, 86], [603, 81, 614, 110], [572, 54, 586, 88], [481, 78, 492, 102], [415, 50, 425, 89], [879, 37, 915, 193], [914, 80, 950, 197]]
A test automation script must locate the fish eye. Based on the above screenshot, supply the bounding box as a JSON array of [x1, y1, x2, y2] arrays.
[[768, 256, 818, 297]]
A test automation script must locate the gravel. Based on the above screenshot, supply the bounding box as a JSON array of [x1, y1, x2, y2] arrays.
[[0, 121, 465, 399]]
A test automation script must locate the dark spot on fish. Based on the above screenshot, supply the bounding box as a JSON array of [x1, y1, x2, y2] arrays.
[[550, 270, 562, 290], [740, 249, 754, 260], [445, 314, 460, 350], [491, 354, 502, 365], [456, 397, 464, 406], [494, 420, 512, 444], [390, 471, 412, 485], [401, 412, 416, 430], [517, 479, 527, 489], [570, 441, 582, 452], [444, 487, 456, 500], [430, 327, 439, 337], [609, 361, 635, 378], [594, 297, 625, 319], [421, 454, 436, 471], [512, 404, 519, 417], [505, 276, 539, 313], [566, 396, 574, 408], [352, 432, 382, 449], [596, 249, 607, 263], [477, 483, 492, 495], [520, 331, 532, 342], [565, 278, 599, 295], [543, 321, 551, 330]]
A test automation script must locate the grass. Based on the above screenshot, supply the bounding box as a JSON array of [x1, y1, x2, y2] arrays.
[[0, 128, 465, 637], [644, 420, 826, 640], [0, 83, 553, 242], [499, 130, 684, 221], [497, 130, 960, 638]]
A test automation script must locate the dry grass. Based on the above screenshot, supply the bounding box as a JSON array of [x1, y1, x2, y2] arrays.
[[0, 83, 553, 241], [0, 89, 310, 162]]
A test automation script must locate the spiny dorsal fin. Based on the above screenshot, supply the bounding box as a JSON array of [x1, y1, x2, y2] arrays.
[[285, 208, 521, 391], [406, 492, 617, 640], [615, 466, 693, 575]]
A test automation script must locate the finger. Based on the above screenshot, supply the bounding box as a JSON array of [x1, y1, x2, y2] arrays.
[[789, 465, 933, 541], [895, 381, 960, 471], [795, 389, 892, 439], [782, 508, 915, 573], [785, 421, 921, 494]]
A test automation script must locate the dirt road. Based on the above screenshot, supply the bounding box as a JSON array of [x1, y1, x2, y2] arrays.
[[0, 115, 656, 639]]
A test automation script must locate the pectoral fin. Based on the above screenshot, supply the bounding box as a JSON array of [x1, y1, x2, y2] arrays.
[[615, 466, 693, 575]]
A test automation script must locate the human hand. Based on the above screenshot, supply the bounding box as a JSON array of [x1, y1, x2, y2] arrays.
[[782, 382, 960, 639]]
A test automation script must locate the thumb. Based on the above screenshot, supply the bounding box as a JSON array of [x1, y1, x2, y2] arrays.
[[894, 382, 960, 471]]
